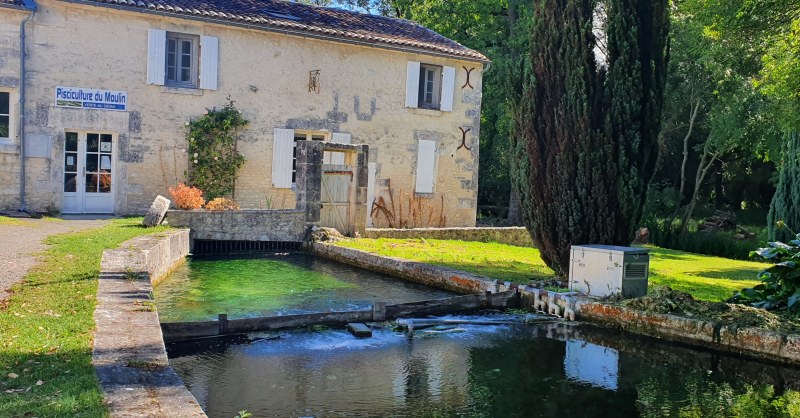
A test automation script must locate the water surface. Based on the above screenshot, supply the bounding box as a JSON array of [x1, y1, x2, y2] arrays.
[[168, 317, 800, 417], [155, 252, 454, 322]]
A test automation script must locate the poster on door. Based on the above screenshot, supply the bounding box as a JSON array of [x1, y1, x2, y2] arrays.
[[55, 86, 127, 111]]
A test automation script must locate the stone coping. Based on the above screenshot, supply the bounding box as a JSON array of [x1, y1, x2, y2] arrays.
[[94, 229, 207, 417], [311, 242, 498, 293]]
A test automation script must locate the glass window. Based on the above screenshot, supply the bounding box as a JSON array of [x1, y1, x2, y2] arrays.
[[0, 92, 9, 139], [165, 34, 198, 88], [418, 65, 442, 110]]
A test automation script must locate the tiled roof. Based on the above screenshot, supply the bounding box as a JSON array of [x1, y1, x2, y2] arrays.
[[67, 0, 489, 62]]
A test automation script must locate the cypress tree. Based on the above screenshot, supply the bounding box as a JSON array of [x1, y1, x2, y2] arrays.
[[768, 131, 800, 241], [510, 0, 669, 274]]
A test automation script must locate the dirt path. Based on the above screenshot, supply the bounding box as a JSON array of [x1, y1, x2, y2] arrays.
[[0, 216, 110, 301]]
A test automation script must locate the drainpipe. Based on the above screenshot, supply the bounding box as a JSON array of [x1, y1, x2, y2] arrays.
[[18, 1, 36, 212]]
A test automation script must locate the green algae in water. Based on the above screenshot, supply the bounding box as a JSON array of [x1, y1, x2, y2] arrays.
[[156, 257, 355, 322], [155, 253, 453, 322]]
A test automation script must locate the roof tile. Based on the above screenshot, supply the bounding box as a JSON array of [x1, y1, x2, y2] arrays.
[[70, 0, 488, 62]]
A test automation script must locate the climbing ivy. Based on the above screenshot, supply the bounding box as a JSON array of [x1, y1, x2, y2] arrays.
[[186, 99, 248, 201]]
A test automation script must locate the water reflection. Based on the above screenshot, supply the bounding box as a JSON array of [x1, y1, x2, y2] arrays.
[[168, 318, 800, 417]]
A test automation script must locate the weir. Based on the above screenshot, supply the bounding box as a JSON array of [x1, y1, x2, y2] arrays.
[[160, 290, 521, 342]]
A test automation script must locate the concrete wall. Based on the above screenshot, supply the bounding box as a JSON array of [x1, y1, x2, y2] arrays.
[[95, 229, 206, 417], [0, 0, 482, 226], [365, 227, 534, 247]]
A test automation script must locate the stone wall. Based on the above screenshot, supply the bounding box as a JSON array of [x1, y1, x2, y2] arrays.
[[166, 210, 307, 243], [95, 229, 206, 417], [312, 242, 497, 294], [365, 227, 534, 247], [0, 0, 483, 226], [574, 300, 800, 366]]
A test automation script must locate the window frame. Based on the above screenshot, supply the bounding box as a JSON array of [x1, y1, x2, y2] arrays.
[[291, 131, 329, 185], [165, 33, 200, 89], [0, 89, 14, 145], [418, 64, 443, 110]]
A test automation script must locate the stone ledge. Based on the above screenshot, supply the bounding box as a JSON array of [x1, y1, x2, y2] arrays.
[[166, 210, 306, 242], [574, 300, 800, 365], [365, 227, 533, 247], [95, 229, 206, 417], [311, 242, 497, 294]]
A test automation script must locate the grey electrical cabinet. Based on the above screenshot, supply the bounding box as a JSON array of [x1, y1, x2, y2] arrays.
[[568, 245, 650, 298]]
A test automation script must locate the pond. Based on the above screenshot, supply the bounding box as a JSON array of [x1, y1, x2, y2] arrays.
[[168, 315, 800, 417], [155, 252, 455, 322]]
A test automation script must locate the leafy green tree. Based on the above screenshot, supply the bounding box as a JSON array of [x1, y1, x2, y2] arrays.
[[510, 0, 670, 273]]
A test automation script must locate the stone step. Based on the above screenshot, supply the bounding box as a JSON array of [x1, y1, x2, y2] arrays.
[[347, 323, 372, 338]]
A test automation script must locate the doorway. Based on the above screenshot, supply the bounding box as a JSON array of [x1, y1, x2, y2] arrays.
[[320, 165, 352, 235], [62, 131, 115, 214]]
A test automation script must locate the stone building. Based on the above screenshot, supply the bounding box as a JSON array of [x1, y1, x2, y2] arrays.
[[0, 0, 487, 227]]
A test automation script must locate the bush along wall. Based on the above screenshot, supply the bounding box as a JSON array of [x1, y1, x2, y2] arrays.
[[186, 98, 249, 201]]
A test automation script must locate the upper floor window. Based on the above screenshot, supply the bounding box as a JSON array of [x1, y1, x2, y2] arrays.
[[405, 61, 456, 112], [418, 64, 442, 109], [0, 92, 9, 141], [166, 34, 199, 88], [146, 29, 218, 90]]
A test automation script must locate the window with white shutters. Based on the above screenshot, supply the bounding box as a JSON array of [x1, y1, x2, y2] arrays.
[[405, 61, 456, 112], [147, 29, 218, 90], [415, 140, 437, 194]]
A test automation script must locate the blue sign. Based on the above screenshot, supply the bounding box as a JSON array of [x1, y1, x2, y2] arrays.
[[55, 86, 127, 112]]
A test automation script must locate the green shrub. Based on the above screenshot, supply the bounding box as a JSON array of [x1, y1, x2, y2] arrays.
[[731, 224, 800, 310], [643, 218, 766, 260]]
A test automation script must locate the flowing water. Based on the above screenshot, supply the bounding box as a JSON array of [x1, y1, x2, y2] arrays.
[[168, 315, 800, 418], [155, 253, 454, 322]]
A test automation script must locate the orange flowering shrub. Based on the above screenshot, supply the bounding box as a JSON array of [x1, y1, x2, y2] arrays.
[[168, 183, 205, 210], [204, 198, 240, 211]]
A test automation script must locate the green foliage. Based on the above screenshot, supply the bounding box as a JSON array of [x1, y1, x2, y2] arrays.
[[186, 99, 248, 201], [768, 132, 800, 241], [732, 225, 800, 310], [510, 0, 670, 273], [643, 218, 767, 260]]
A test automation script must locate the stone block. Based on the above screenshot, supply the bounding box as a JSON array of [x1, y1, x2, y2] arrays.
[[142, 195, 171, 227]]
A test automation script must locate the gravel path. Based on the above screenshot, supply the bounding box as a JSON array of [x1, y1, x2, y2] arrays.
[[0, 216, 110, 301]]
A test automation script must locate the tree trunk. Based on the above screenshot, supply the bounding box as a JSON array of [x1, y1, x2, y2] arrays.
[[681, 145, 717, 233], [671, 100, 700, 219], [507, 188, 522, 225]]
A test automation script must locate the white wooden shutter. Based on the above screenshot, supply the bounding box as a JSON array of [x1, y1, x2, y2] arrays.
[[199, 36, 219, 90], [272, 128, 294, 188], [146, 29, 166, 86], [415, 140, 437, 194], [405, 61, 420, 108], [328, 132, 351, 165], [440, 66, 456, 112], [367, 162, 377, 227]]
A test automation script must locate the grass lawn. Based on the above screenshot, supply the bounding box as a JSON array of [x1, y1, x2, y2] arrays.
[[0, 218, 168, 417], [335, 238, 770, 302]]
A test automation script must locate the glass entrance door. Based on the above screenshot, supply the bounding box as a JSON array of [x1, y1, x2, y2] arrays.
[[62, 132, 115, 214]]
